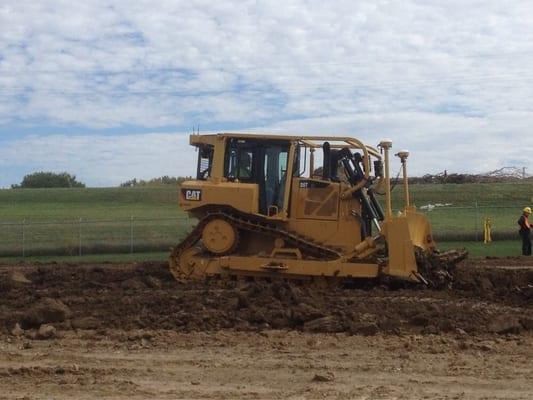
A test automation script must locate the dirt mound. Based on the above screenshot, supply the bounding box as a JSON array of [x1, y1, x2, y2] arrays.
[[21, 298, 71, 329], [0, 260, 532, 337], [454, 259, 533, 301]]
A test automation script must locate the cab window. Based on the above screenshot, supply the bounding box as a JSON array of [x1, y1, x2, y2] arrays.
[[196, 144, 213, 180]]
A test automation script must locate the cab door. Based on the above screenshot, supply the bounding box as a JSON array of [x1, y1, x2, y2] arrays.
[[224, 138, 290, 216]]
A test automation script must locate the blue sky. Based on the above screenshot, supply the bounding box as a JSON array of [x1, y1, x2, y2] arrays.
[[1, 1, 533, 187]]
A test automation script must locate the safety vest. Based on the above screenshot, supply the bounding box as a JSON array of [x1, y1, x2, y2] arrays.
[[520, 214, 531, 230]]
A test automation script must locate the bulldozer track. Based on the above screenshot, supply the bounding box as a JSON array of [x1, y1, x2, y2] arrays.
[[169, 209, 343, 280], [169, 209, 467, 285]]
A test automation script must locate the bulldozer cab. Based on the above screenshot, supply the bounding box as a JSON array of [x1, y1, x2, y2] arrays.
[[186, 133, 383, 223], [223, 137, 291, 216], [190, 135, 370, 219]]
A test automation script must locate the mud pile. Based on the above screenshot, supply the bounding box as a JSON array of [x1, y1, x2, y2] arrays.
[[455, 258, 533, 301], [0, 260, 531, 337]]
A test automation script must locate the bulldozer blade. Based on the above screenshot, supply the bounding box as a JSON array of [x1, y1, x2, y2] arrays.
[[404, 206, 436, 251], [380, 216, 420, 281]]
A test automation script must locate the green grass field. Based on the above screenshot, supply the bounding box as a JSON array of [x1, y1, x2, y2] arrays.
[[0, 187, 193, 257], [394, 182, 532, 240], [0, 186, 182, 221], [394, 181, 533, 207], [0, 182, 531, 259]]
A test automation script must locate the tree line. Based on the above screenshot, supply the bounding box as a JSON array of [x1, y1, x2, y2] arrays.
[[13, 170, 531, 189], [11, 172, 191, 188], [119, 176, 192, 187], [11, 172, 85, 188]]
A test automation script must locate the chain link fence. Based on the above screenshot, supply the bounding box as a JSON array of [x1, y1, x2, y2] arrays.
[[419, 203, 521, 241], [0, 204, 524, 257], [0, 216, 194, 257]]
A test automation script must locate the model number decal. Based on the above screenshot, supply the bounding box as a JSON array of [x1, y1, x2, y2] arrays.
[[299, 180, 330, 189], [182, 189, 202, 201]]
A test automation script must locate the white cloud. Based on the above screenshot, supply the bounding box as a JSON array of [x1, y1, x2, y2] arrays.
[[1, 0, 533, 184], [2, 111, 533, 188], [254, 110, 533, 175], [0, 133, 196, 187]]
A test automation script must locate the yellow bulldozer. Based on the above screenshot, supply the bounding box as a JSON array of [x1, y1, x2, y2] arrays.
[[170, 133, 456, 285]]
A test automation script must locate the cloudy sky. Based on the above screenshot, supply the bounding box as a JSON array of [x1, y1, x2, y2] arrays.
[[1, 1, 533, 187]]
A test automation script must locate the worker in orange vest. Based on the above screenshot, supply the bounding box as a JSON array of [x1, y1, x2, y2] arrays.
[[518, 207, 532, 255]]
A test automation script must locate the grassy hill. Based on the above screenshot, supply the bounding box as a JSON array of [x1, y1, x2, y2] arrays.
[[0, 186, 183, 222], [0, 187, 188, 257], [397, 182, 533, 207], [2, 181, 531, 220]]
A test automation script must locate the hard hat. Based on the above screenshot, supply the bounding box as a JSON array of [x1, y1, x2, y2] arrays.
[[524, 207, 532, 214]]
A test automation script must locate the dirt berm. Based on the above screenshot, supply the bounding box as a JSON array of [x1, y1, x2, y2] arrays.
[[0, 258, 531, 337]]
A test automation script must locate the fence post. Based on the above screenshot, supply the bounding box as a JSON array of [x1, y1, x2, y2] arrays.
[[78, 217, 82, 257], [22, 219, 26, 258], [130, 216, 134, 254], [474, 201, 479, 241]]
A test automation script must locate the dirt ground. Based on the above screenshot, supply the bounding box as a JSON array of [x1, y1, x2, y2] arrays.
[[0, 258, 532, 399]]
